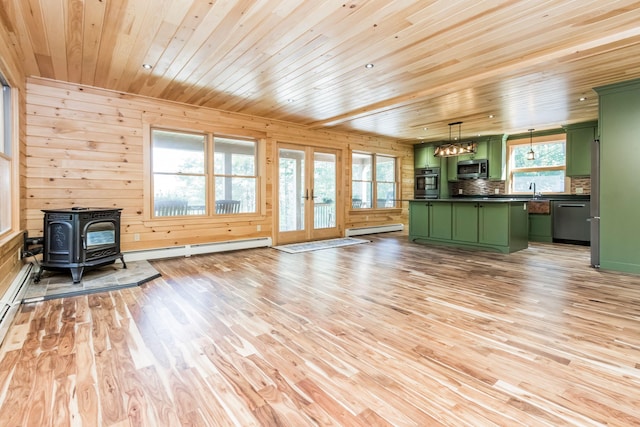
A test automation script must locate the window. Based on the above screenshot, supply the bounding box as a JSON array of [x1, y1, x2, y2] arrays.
[[352, 152, 397, 208], [0, 73, 12, 236], [214, 136, 256, 213], [151, 128, 258, 217], [508, 135, 566, 194]]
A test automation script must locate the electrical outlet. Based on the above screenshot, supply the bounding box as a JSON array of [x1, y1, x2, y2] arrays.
[[494, 188, 500, 194], [458, 189, 463, 195], [575, 187, 584, 194], [257, 225, 261, 231], [134, 233, 140, 241]]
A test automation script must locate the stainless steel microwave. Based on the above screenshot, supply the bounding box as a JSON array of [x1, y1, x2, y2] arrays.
[[457, 159, 488, 179]]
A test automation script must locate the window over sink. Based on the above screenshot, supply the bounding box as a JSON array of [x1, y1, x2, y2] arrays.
[[507, 133, 566, 194]]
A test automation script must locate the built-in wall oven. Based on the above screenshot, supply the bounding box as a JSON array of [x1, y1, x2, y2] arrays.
[[414, 167, 440, 199]]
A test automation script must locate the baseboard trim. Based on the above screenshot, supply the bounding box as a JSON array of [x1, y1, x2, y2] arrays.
[[123, 237, 273, 262], [0, 263, 34, 345], [345, 223, 404, 237]]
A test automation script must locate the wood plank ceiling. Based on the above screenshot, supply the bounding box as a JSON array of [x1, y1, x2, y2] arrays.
[[3, 0, 640, 143]]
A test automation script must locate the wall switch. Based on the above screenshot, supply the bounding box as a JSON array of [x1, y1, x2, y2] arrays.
[[576, 187, 584, 194], [257, 225, 261, 231], [494, 188, 500, 194], [133, 233, 140, 241], [458, 189, 463, 195]]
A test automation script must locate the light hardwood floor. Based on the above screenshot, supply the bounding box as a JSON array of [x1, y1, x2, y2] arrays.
[[1, 233, 639, 426]]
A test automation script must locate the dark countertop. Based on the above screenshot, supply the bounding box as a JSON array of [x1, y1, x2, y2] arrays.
[[449, 194, 590, 201], [410, 198, 529, 203], [410, 194, 590, 203]]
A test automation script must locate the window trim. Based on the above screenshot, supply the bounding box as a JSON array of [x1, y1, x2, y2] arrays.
[[351, 151, 399, 210], [142, 117, 266, 223], [0, 72, 17, 241], [506, 133, 569, 195]]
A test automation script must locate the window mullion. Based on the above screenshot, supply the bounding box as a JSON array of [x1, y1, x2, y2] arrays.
[[207, 133, 214, 215]]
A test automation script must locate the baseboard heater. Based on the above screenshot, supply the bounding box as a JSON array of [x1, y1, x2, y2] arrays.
[[123, 237, 273, 262], [0, 263, 34, 346], [345, 223, 404, 237]]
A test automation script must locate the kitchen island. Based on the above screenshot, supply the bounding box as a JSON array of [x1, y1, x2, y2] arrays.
[[409, 198, 529, 253]]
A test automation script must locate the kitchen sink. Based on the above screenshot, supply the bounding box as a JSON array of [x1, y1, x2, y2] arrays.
[[528, 199, 551, 214]]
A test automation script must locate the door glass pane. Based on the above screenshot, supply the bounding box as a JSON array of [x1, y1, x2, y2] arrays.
[[279, 148, 305, 232], [314, 152, 336, 229]]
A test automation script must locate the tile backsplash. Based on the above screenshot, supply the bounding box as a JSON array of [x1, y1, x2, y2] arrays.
[[450, 179, 505, 196], [570, 177, 591, 194], [450, 177, 591, 196]]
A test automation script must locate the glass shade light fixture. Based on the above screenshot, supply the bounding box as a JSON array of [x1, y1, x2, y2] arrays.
[[526, 128, 535, 161], [434, 121, 477, 157]]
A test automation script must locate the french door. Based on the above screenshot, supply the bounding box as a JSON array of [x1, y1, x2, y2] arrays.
[[277, 144, 341, 244]]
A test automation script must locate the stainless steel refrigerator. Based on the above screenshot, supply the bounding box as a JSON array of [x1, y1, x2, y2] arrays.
[[590, 139, 600, 268]]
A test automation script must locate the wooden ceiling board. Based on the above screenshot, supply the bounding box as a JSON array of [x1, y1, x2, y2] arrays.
[[5, 0, 640, 142]]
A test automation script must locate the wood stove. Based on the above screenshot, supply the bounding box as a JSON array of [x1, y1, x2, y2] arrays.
[[35, 207, 126, 283]]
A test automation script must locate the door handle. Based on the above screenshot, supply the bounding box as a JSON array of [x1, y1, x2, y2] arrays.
[[302, 189, 309, 200], [557, 204, 586, 208]]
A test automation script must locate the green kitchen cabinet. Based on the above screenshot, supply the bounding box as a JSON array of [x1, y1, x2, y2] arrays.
[[409, 200, 529, 253], [595, 78, 640, 274], [564, 121, 597, 177], [486, 135, 506, 180], [478, 202, 509, 246], [414, 144, 440, 168], [409, 202, 430, 238], [447, 156, 458, 181], [444, 135, 504, 181], [529, 213, 553, 242], [452, 202, 479, 243], [409, 201, 452, 240], [429, 201, 452, 240]]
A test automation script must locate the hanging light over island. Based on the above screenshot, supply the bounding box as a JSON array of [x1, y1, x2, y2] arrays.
[[434, 121, 477, 157]]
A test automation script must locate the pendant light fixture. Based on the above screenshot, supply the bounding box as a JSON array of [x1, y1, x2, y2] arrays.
[[526, 128, 535, 161], [434, 121, 477, 157]]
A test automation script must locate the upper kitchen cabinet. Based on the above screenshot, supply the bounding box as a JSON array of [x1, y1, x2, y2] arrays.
[[486, 135, 506, 180], [414, 144, 441, 168], [564, 121, 597, 177], [445, 135, 505, 181]]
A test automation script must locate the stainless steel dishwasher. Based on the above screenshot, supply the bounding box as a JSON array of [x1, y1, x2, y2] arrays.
[[552, 200, 591, 244]]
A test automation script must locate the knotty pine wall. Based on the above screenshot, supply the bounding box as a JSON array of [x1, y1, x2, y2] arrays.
[[0, 18, 27, 297], [25, 77, 413, 252]]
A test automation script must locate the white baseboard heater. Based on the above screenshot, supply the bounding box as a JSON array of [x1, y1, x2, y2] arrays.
[[345, 223, 404, 237], [0, 263, 34, 346], [124, 237, 273, 262]]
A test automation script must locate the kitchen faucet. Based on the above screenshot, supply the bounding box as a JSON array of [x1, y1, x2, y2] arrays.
[[529, 182, 539, 198]]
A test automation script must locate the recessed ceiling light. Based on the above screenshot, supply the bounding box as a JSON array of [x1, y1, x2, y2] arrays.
[[579, 96, 587, 101], [488, 114, 494, 118], [142, 63, 153, 70], [365, 63, 374, 69], [287, 98, 295, 103]]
